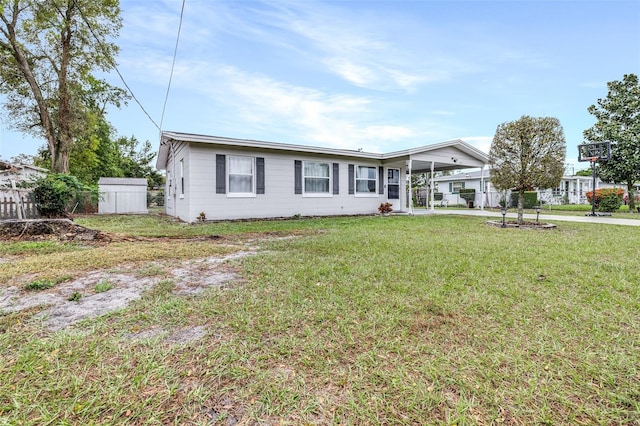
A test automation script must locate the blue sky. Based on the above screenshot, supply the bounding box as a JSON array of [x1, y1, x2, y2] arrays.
[[1, 0, 639, 171]]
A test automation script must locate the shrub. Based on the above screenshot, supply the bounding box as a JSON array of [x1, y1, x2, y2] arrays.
[[586, 188, 624, 212], [459, 188, 476, 202], [29, 174, 97, 217], [378, 202, 393, 214], [32, 174, 85, 218], [587, 188, 624, 212], [510, 191, 538, 208]]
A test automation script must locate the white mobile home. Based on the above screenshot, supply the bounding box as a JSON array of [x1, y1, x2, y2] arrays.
[[433, 169, 611, 207], [156, 132, 489, 222]]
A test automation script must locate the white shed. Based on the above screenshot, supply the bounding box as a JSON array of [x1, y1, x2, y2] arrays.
[[98, 177, 148, 214]]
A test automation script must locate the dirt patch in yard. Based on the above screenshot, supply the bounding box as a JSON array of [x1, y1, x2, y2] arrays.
[[0, 250, 255, 331], [0, 219, 303, 333]]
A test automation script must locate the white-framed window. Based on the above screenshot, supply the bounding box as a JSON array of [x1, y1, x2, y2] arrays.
[[356, 165, 377, 195], [228, 155, 255, 196], [179, 159, 185, 198], [451, 181, 464, 194], [303, 161, 331, 196]]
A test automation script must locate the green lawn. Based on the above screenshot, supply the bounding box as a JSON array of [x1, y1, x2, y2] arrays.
[[1, 214, 638, 424]]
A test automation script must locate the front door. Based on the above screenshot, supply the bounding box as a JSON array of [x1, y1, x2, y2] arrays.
[[387, 168, 400, 202]]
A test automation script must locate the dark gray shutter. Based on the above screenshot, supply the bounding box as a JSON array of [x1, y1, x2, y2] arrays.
[[294, 160, 302, 194], [216, 154, 226, 194], [332, 163, 339, 194], [348, 164, 354, 194], [256, 157, 265, 194], [378, 166, 384, 194]]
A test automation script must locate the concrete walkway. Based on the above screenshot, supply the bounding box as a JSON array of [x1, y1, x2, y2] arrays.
[[411, 207, 640, 226]]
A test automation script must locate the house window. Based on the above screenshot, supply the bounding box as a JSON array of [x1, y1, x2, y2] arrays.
[[179, 159, 184, 198], [450, 181, 465, 194], [304, 162, 331, 195], [356, 165, 377, 195], [228, 155, 254, 196]]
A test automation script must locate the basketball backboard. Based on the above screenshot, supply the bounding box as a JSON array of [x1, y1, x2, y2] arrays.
[[578, 142, 611, 162]]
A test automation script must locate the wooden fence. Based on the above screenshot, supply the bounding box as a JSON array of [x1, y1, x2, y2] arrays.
[[0, 193, 39, 219]]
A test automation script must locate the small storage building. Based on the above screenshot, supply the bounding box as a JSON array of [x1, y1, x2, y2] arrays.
[[98, 177, 148, 214]]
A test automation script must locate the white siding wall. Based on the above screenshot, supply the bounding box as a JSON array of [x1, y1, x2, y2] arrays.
[[438, 176, 484, 206], [164, 141, 189, 219], [98, 183, 147, 214], [171, 143, 404, 222]]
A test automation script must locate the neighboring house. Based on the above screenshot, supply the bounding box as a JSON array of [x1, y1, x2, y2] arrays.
[[432, 169, 624, 207], [0, 161, 47, 219], [0, 161, 47, 187], [156, 131, 489, 222], [98, 177, 148, 214]]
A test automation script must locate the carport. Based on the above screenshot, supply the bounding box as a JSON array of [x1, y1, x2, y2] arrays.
[[381, 139, 489, 214]]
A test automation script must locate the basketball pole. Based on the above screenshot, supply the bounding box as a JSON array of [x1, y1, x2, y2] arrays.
[[590, 157, 597, 217]]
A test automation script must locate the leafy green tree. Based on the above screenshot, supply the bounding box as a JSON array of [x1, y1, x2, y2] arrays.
[[489, 115, 566, 224], [33, 112, 162, 188], [0, 0, 126, 173], [112, 135, 164, 189], [583, 74, 640, 213]]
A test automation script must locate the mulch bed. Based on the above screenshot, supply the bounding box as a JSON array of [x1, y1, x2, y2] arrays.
[[486, 220, 556, 229]]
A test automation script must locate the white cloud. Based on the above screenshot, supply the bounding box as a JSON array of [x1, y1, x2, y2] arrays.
[[460, 136, 492, 154], [211, 66, 416, 150]]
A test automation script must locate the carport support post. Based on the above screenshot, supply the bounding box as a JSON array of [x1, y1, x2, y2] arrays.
[[408, 158, 413, 215], [480, 165, 485, 211], [430, 161, 435, 212]]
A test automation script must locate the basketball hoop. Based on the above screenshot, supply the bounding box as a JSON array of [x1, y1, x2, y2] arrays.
[[578, 142, 612, 217], [578, 142, 611, 162]]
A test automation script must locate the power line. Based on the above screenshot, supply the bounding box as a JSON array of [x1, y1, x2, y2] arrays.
[[160, 0, 187, 132], [73, 0, 161, 131]]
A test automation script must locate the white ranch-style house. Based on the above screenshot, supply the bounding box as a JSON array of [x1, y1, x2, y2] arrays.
[[156, 131, 489, 222], [431, 169, 625, 207]]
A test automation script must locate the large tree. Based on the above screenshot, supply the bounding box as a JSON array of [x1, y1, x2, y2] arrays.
[[0, 0, 125, 173], [489, 115, 566, 224], [583, 74, 640, 213]]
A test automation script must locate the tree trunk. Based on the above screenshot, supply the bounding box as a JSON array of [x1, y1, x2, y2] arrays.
[[52, 144, 69, 174], [54, 3, 74, 174], [517, 190, 525, 225], [627, 181, 636, 213]]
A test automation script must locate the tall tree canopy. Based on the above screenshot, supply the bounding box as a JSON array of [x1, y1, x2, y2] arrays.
[[583, 73, 640, 212], [489, 115, 566, 224], [0, 0, 126, 173]]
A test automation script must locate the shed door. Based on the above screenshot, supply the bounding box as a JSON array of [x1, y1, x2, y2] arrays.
[[387, 168, 400, 199]]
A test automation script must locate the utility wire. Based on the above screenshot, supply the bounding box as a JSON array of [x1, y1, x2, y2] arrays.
[[73, 0, 161, 131], [160, 0, 186, 132]]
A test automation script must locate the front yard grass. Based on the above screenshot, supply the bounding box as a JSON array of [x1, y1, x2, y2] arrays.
[[1, 214, 638, 424]]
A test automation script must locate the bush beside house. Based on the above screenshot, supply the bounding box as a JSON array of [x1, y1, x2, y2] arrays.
[[586, 188, 624, 212], [510, 191, 538, 208]]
